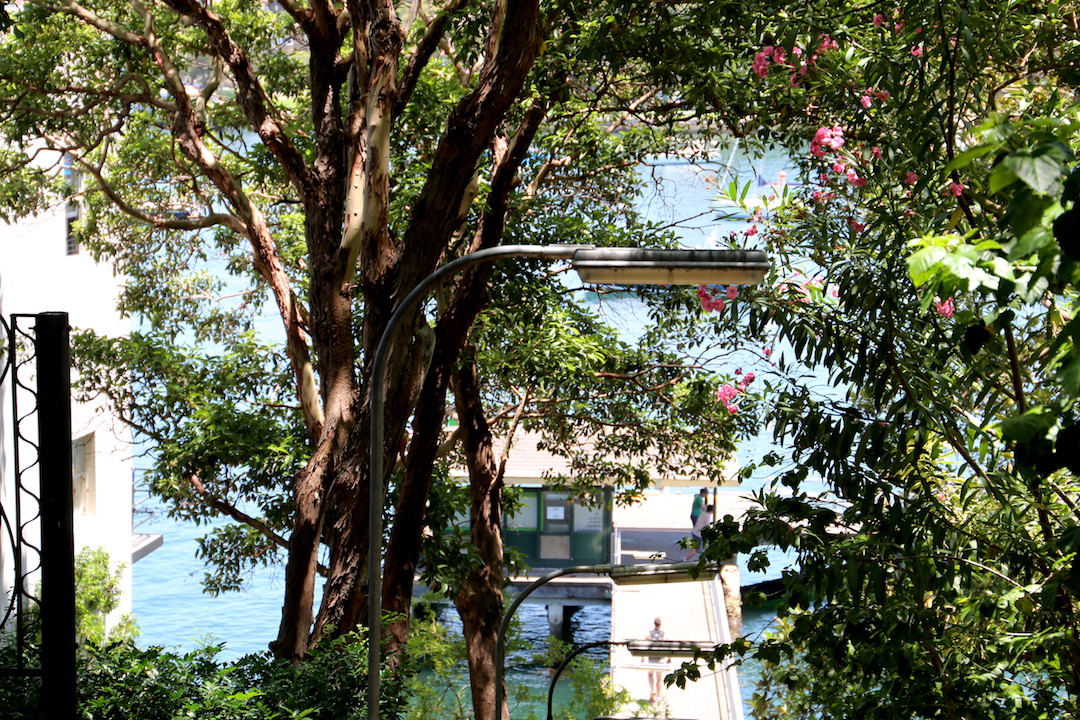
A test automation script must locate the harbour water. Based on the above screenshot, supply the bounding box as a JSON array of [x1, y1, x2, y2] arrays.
[[130, 150, 801, 716], [132, 491, 791, 719]]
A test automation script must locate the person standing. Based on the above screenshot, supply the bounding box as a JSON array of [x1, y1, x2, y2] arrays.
[[646, 616, 669, 703]]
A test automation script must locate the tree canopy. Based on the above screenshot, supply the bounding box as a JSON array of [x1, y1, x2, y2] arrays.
[[668, 2, 1080, 718], [0, 2, 769, 719]]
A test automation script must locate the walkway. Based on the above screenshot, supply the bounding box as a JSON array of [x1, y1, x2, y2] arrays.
[[607, 491, 749, 720]]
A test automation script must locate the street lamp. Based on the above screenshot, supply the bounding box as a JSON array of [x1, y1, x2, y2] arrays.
[[368, 245, 769, 720]]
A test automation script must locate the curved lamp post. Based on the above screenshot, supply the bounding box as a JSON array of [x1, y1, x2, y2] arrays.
[[546, 640, 625, 720], [368, 245, 769, 720]]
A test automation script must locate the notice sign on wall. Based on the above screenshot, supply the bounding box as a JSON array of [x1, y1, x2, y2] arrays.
[[546, 506, 566, 521]]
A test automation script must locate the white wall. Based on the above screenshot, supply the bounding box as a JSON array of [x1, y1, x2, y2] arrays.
[[0, 190, 135, 626]]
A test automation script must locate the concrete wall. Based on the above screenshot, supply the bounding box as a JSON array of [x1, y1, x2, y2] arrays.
[[0, 179, 135, 629]]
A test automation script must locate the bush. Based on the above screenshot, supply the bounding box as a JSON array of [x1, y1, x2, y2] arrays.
[[0, 634, 378, 719]]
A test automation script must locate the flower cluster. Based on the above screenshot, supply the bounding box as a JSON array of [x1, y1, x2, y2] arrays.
[[752, 46, 784, 77], [751, 35, 838, 85], [810, 126, 845, 157], [859, 87, 891, 109], [935, 296, 955, 318], [716, 372, 756, 414], [697, 284, 740, 313]]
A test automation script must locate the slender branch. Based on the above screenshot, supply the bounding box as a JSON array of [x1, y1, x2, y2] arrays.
[[28, 0, 146, 45], [395, 0, 470, 118], [161, 0, 313, 198], [1003, 323, 1028, 414], [76, 155, 246, 233]]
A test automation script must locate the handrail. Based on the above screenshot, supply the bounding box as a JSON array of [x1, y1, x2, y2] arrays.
[[710, 572, 744, 720]]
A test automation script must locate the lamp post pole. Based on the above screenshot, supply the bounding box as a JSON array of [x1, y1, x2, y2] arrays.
[[367, 245, 768, 720]]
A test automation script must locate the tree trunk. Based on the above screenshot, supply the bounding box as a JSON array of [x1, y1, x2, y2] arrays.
[[452, 354, 508, 720]]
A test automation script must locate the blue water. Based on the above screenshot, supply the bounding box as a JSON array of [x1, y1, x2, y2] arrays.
[[132, 494, 792, 719]]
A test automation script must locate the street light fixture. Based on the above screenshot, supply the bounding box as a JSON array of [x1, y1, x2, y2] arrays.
[[367, 244, 768, 720], [626, 639, 718, 658], [608, 561, 717, 585]]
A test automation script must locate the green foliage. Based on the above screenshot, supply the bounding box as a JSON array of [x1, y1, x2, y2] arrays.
[[560, 656, 633, 720], [641, 1, 1080, 716], [74, 547, 138, 645], [0, 634, 380, 720]]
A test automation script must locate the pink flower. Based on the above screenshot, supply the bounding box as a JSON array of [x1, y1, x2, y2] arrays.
[[848, 218, 866, 232], [811, 125, 845, 158], [763, 348, 773, 358], [697, 285, 727, 313], [817, 35, 839, 53], [845, 168, 866, 187], [872, 13, 884, 26], [948, 181, 965, 197], [735, 368, 743, 375], [860, 95, 872, 109], [725, 285, 739, 300], [911, 45, 924, 57], [874, 89, 891, 101], [935, 297, 955, 318], [832, 160, 848, 173], [724, 402, 739, 414], [745, 225, 759, 236], [773, 47, 787, 64], [740, 372, 756, 387], [792, 46, 803, 56], [871, 146, 883, 159], [716, 384, 739, 403], [827, 126, 845, 149], [752, 47, 774, 77], [904, 171, 918, 185]]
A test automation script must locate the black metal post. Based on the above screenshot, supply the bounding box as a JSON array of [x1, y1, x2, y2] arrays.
[[546, 640, 623, 720], [35, 312, 77, 719]]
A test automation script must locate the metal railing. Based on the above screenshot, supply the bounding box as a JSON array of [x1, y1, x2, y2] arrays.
[[0, 313, 78, 718]]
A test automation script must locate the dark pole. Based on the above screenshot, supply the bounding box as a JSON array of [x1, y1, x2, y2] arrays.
[[545, 640, 624, 720], [35, 312, 77, 719], [494, 564, 615, 720]]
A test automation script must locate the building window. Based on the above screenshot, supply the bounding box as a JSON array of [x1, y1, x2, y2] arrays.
[[72, 433, 96, 520], [65, 202, 80, 255], [62, 154, 82, 256]]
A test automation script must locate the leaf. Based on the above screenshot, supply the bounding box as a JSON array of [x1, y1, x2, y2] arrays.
[[998, 406, 1056, 443], [906, 246, 948, 287], [989, 162, 1020, 193], [1056, 354, 1080, 396], [1003, 145, 1069, 194], [944, 143, 998, 173]]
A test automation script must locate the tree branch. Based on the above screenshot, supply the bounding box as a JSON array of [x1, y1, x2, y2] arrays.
[[161, 0, 313, 199]]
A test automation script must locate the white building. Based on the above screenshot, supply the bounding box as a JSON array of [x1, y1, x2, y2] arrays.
[[0, 160, 148, 634]]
